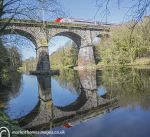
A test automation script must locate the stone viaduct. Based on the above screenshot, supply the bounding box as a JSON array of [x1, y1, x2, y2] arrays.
[[17, 69, 118, 130], [0, 19, 110, 71]]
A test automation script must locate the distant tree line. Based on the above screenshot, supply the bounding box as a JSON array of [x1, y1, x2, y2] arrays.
[[21, 40, 78, 72], [50, 40, 78, 69], [20, 57, 36, 72]]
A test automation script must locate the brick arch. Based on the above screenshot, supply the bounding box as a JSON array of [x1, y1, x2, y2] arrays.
[[0, 29, 38, 47]]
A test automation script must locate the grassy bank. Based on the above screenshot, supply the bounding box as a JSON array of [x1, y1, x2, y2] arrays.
[[96, 57, 150, 69]]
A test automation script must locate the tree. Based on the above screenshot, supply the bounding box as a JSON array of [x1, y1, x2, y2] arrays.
[[95, 20, 150, 66], [50, 40, 78, 69], [8, 46, 22, 71], [0, 0, 65, 32], [21, 57, 36, 72], [0, 38, 10, 86], [95, 0, 150, 25]]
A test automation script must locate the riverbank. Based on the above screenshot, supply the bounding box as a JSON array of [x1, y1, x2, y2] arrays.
[[0, 111, 33, 137], [50, 65, 150, 71], [50, 57, 150, 70]]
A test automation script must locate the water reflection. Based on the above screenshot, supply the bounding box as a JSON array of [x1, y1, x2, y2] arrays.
[[98, 86, 107, 96], [101, 68, 150, 109], [5, 74, 39, 119], [38, 76, 51, 102], [1, 67, 150, 137], [52, 70, 81, 107], [79, 69, 97, 91], [53, 69, 81, 93], [0, 72, 22, 109], [15, 69, 117, 131]]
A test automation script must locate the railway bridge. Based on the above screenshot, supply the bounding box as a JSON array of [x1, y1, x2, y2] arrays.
[[0, 19, 110, 72]]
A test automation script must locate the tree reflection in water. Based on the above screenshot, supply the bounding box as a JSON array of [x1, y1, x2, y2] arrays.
[[0, 72, 22, 109], [1, 67, 150, 132], [53, 69, 81, 95], [100, 68, 150, 110], [53, 68, 150, 109]]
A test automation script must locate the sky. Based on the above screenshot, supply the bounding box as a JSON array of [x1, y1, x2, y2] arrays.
[[61, 0, 137, 23], [18, 0, 149, 60]]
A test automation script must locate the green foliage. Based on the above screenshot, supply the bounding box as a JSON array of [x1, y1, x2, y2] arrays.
[[8, 46, 22, 71], [0, 41, 22, 87], [100, 67, 150, 109], [50, 40, 78, 69], [53, 69, 80, 93], [0, 111, 34, 137], [95, 20, 150, 66], [21, 57, 36, 72], [0, 45, 9, 69], [0, 41, 10, 86]]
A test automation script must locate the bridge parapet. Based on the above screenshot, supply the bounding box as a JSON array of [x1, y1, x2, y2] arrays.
[[0, 18, 110, 31]]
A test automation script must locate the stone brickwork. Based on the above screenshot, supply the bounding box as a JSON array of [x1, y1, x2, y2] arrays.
[[78, 46, 96, 67], [0, 19, 110, 71]]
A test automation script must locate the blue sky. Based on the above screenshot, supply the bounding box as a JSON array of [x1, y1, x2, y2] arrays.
[[21, 0, 149, 60], [61, 0, 137, 23]]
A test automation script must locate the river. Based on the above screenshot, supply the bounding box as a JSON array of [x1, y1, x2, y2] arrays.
[[0, 68, 150, 137]]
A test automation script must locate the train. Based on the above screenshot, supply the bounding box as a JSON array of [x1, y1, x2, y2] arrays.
[[54, 18, 100, 25]]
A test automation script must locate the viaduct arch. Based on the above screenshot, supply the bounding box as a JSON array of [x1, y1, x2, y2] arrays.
[[0, 19, 110, 72]]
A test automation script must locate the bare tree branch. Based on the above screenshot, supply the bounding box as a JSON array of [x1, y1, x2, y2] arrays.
[[95, 0, 150, 25]]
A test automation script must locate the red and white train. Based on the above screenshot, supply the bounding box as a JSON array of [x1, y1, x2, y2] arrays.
[[54, 18, 100, 25]]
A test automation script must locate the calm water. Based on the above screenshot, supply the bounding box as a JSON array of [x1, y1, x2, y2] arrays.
[[1, 68, 150, 137]]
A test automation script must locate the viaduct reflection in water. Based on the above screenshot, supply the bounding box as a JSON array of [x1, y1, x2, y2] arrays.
[[17, 69, 118, 131]]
